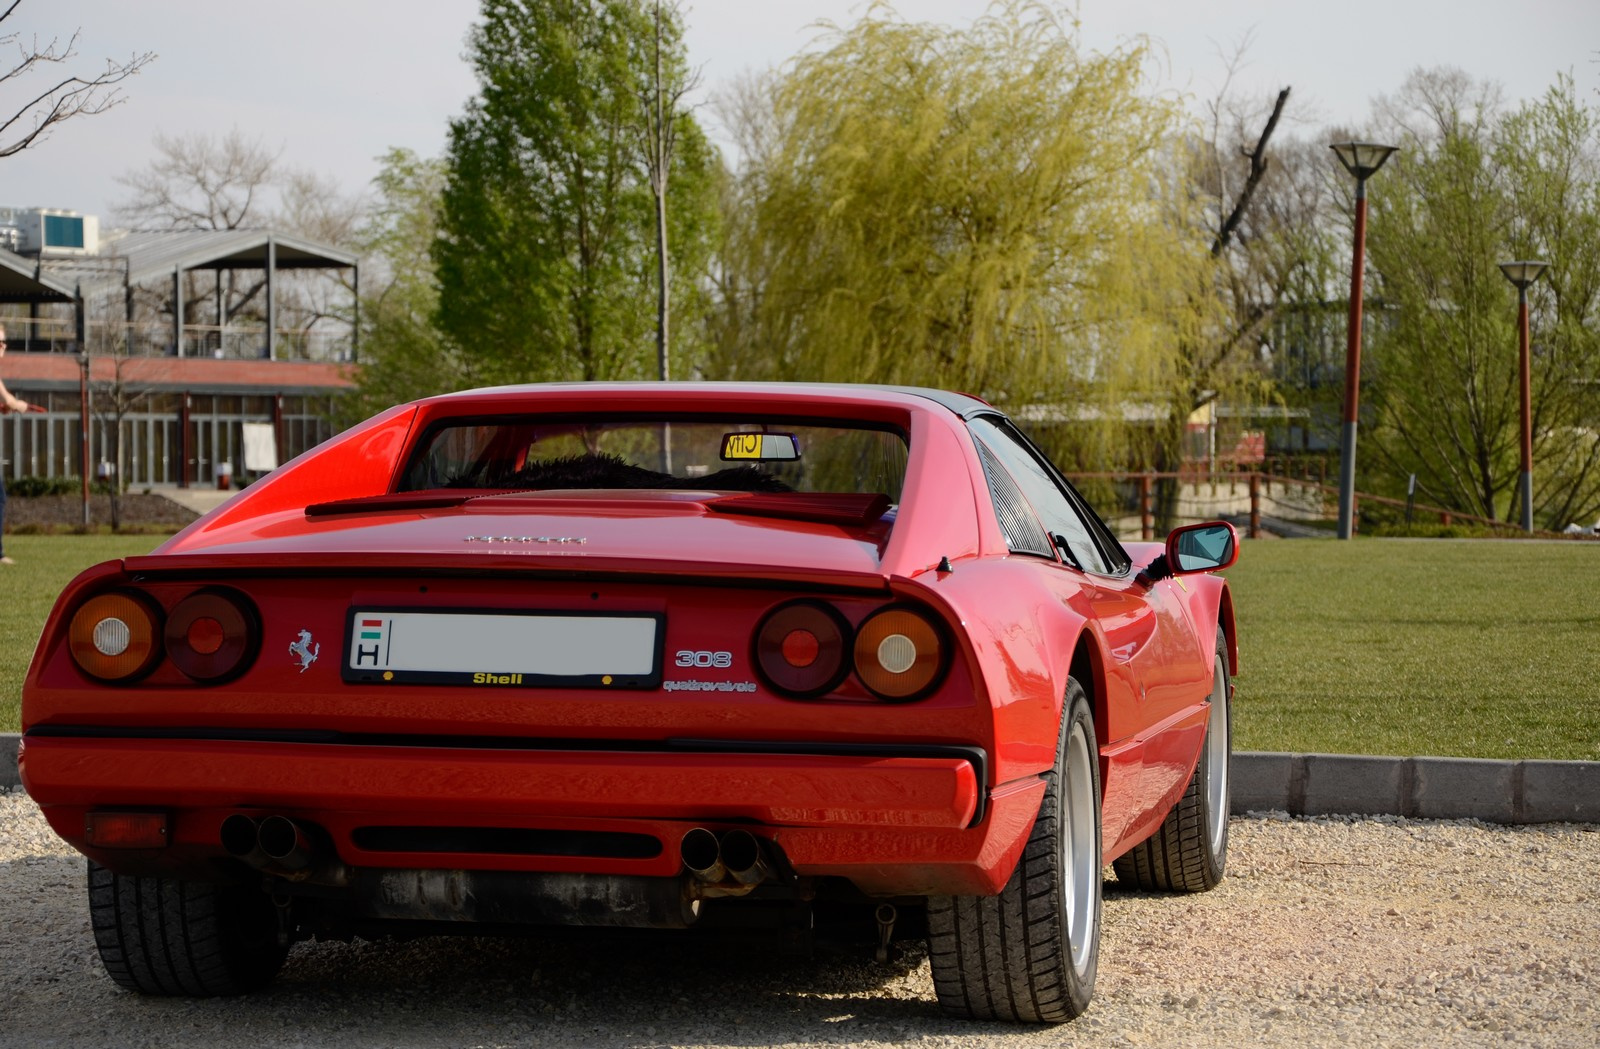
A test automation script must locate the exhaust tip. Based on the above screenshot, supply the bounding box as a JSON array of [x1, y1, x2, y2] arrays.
[[720, 829, 771, 885], [680, 827, 723, 880], [720, 829, 761, 873], [257, 815, 302, 861], [220, 814, 259, 857]]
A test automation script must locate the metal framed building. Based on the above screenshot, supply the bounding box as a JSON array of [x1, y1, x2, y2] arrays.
[[1, 225, 358, 491]]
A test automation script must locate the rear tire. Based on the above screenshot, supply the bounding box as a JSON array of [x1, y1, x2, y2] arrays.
[[927, 678, 1102, 1022], [87, 861, 288, 996], [1113, 627, 1231, 892]]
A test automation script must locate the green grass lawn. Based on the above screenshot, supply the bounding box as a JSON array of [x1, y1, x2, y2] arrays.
[[1, 534, 1596, 760], [1, 533, 173, 732], [1227, 539, 1600, 761]]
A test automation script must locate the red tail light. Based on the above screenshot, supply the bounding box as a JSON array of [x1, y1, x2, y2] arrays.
[[754, 601, 850, 698], [68, 592, 162, 682], [164, 588, 261, 683], [853, 607, 946, 701]]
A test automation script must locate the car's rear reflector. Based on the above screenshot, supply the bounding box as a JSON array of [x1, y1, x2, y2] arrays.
[[84, 811, 168, 849]]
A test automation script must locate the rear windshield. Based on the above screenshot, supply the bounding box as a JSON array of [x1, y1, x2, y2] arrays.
[[399, 417, 909, 503]]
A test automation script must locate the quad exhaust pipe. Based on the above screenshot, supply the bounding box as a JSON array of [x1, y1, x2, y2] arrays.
[[221, 814, 330, 882], [680, 827, 773, 897], [219, 815, 779, 927]]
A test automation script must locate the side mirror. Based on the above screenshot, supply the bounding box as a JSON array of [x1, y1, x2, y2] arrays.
[[1165, 521, 1238, 575]]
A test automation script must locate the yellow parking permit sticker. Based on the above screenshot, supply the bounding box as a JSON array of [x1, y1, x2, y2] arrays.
[[723, 433, 764, 459], [720, 433, 800, 461]]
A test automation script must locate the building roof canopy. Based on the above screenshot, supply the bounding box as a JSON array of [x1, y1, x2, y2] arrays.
[[35, 229, 359, 294], [0, 248, 78, 303], [115, 229, 358, 279]]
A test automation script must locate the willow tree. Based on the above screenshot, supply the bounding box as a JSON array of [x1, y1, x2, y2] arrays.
[[1364, 71, 1600, 527], [712, 1, 1261, 470]]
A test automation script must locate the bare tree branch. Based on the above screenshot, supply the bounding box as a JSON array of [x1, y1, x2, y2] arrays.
[[114, 129, 281, 230], [0, 1, 154, 158], [1212, 87, 1290, 256]]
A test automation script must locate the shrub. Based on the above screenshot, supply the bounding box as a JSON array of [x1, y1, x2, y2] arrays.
[[8, 476, 79, 497], [9, 476, 123, 497]]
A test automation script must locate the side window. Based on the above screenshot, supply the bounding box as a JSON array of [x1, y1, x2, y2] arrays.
[[969, 416, 1112, 575]]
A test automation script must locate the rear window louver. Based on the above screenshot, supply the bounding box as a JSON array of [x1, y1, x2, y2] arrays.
[[975, 442, 1053, 556]]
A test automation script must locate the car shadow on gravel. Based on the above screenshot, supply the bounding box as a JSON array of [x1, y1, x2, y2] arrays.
[[2, 879, 1032, 1047], [102, 932, 1034, 1047], [1, 837, 1111, 1047]]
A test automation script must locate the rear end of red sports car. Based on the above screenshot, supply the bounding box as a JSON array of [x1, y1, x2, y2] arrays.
[[19, 383, 1238, 1022]]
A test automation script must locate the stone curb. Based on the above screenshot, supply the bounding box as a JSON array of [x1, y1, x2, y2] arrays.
[[3, 734, 1596, 824], [1, 733, 17, 791], [1230, 750, 1600, 824]]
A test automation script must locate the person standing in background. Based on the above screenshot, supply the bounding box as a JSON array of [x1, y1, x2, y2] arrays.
[[0, 324, 44, 565]]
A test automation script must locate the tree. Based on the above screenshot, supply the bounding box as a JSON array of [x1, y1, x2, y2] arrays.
[[1129, 84, 1291, 509], [0, 1, 153, 159], [88, 353, 152, 531], [112, 129, 364, 357], [1131, 78, 1346, 525], [716, 2, 1167, 397], [344, 148, 464, 421], [1363, 70, 1600, 528], [1496, 78, 1600, 529], [114, 129, 280, 233], [636, 0, 703, 380], [712, 1, 1295, 480], [434, 0, 718, 385]]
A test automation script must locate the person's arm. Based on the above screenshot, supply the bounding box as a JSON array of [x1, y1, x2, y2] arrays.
[[0, 376, 31, 413]]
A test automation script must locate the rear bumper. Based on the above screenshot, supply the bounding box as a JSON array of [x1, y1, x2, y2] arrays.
[[21, 733, 1040, 897]]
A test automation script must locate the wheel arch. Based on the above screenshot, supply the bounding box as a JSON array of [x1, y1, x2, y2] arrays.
[[1182, 574, 1237, 682], [1068, 628, 1109, 798], [1217, 580, 1238, 678], [1068, 630, 1107, 745]]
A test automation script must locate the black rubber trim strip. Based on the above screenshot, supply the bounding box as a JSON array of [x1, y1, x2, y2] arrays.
[[23, 727, 991, 828]]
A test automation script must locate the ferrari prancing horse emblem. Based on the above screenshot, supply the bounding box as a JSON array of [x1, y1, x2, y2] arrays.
[[289, 629, 320, 673]]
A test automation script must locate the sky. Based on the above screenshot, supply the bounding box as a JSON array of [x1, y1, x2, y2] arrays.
[[4, 0, 1598, 227]]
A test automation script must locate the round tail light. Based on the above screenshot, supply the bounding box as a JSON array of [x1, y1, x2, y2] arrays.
[[853, 607, 945, 700], [69, 592, 162, 682], [164, 588, 261, 683], [754, 601, 850, 698]]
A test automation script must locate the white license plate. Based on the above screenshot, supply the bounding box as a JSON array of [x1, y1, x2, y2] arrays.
[[343, 609, 664, 688]]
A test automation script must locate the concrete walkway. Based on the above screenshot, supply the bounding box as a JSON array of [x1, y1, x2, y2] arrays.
[[2, 736, 1595, 824], [156, 486, 239, 517]]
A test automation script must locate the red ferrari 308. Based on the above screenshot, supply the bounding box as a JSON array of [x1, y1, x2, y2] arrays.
[[20, 382, 1238, 1022]]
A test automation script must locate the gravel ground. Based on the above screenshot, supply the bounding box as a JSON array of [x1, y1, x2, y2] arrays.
[[2, 788, 1596, 1048]]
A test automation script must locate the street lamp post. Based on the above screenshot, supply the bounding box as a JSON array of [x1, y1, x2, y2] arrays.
[[1498, 260, 1549, 533], [1330, 141, 1398, 540], [78, 350, 91, 527], [75, 284, 91, 527]]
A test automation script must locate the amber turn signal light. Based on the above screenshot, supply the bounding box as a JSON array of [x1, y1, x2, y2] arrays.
[[853, 607, 945, 700], [68, 592, 162, 682]]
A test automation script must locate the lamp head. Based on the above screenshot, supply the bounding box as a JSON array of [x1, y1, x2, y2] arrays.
[[1498, 260, 1549, 289], [1331, 142, 1399, 181]]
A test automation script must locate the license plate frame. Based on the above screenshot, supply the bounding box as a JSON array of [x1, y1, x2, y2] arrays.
[[341, 607, 665, 689]]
